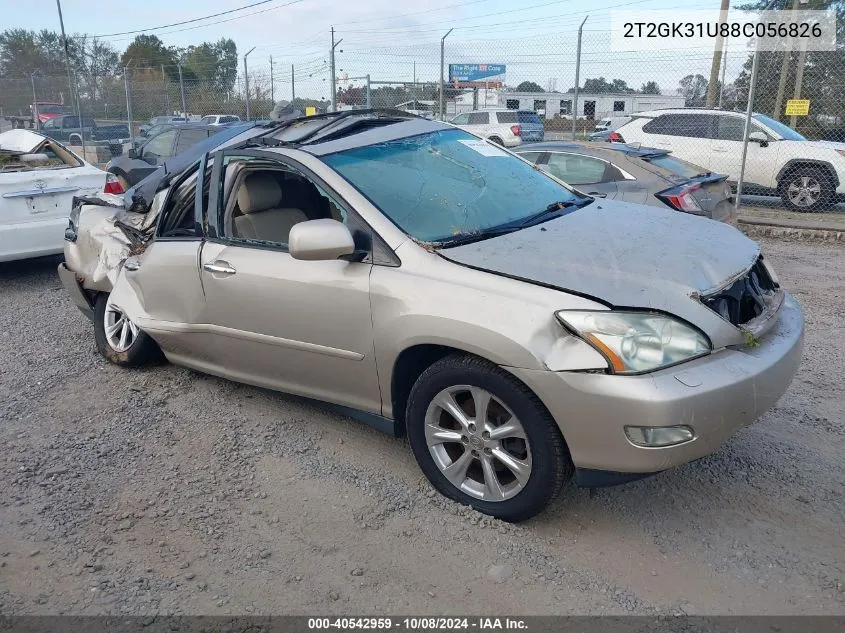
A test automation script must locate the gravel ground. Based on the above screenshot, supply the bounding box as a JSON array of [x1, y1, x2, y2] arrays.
[[0, 237, 843, 616]]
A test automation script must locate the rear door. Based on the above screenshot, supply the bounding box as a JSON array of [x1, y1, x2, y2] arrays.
[[467, 111, 491, 137], [541, 151, 618, 199], [640, 113, 715, 169]]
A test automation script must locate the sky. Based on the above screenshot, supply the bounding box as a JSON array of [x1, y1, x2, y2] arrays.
[[8, 0, 747, 102]]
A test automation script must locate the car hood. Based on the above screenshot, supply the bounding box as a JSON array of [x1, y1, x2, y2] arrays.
[[440, 200, 760, 346]]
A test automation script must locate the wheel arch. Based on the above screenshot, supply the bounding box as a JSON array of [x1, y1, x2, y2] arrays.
[[776, 159, 839, 188]]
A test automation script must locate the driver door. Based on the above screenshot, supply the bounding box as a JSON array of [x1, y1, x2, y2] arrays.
[[197, 150, 381, 414]]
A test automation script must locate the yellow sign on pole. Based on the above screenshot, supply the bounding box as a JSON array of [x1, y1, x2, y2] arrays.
[[785, 99, 810, 116], [305, 106, 317, 116]]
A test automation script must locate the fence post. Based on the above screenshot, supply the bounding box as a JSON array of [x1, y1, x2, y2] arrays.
[[124, 65, 134, 147], [30, 73, 39, 131], [572, 15, 588, 140], [162, 64, 170, 114], [291, 64, 295, 102], [366, 75, 371, 109], [270, 55, 274, 104], [244, 47, 256, 120], [178, 64, 187, 117]]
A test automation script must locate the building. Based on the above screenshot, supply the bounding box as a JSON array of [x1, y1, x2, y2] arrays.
[[448, 89, 686, 120]]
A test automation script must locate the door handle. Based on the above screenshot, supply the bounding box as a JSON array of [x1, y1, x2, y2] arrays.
[[713, 147, 729, 152], [203, 260, 237, 276], [587, 191, 607, 198]]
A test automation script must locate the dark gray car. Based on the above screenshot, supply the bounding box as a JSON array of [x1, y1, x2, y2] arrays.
[[107, 123, 225, 188], [516, 142, 735, 223]]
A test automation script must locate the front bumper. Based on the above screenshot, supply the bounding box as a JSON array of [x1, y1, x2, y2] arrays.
[[509, 293, 804, 475]]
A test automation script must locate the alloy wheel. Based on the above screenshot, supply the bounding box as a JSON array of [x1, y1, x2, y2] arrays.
[[786, 175, 822, 208], [104, 302, 140, 353], [424, 385, 532, 502]]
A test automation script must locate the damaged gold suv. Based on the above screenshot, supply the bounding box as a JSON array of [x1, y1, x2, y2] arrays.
[[59, 111, 804, 521]]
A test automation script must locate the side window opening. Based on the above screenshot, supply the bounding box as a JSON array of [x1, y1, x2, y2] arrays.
[[221, 158, 353, 249], [158, 163, 212, 238]]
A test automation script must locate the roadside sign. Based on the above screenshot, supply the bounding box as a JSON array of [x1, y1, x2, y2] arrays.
[[785, 99, 810, 116], [305, 106, 316, 116]]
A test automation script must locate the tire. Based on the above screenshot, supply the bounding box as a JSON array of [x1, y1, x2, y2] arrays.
[[406, 353, 573, 522], [777, 166, 835, 212], [489, 136, 504, 146], [93, 293, 162, 367]]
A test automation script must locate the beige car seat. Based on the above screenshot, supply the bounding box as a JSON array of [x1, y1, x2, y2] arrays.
[[233, 172, 308, 244]]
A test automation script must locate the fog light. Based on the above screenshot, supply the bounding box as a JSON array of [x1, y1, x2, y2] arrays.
[[624, 425, 694, 447]]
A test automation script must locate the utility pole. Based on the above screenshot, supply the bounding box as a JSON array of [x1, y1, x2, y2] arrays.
[[178, 64, 187, 117], [291, 64, 295, 102], [773, 0, 802, 119], [56, 0, 85, 156], [124, 62, 134, 147], [706, 0, 730, 107], [244, 46, 256, 120], [269, 55, 275, 104], [413, 60, 416, 108], [571, 15, 588, 139], [439, 28, 453, 120], [330, 27, 343, 112], [790, 35, 808, 128]]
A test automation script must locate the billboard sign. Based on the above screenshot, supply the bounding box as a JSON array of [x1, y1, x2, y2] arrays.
[[449, 64, 506, 86]]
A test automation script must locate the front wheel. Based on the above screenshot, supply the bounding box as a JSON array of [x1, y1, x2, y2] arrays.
[[406, 354, 573, 522], [93, 294, 162, 366], [778, 167, 834, 212]]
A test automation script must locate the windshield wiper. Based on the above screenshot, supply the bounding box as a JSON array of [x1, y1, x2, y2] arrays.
[[434, 225, 523, 248], [514, 198, 589, 228]]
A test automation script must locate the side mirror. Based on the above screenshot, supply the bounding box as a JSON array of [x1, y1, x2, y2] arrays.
[[127, 148, 137, 159], [749, 131, 768, 146], [289, 219, 355, 261]]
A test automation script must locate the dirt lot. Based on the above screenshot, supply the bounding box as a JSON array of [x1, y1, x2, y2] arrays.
[[1, 237, 843, 616]]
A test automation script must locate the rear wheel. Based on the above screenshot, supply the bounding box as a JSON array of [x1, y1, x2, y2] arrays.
[[406, 354, 573, 522], [93, 294, 162, 367], [778, 167, 834, 212], [489, 136, 504, 146]]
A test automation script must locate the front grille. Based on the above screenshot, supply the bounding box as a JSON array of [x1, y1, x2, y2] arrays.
[[701, 257, 779, 326]]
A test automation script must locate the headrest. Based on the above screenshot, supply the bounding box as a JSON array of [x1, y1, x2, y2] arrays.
[[237, 173, 282, 214]]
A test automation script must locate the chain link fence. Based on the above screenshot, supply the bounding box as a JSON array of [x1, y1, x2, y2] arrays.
[[2, 26, 843, 212]]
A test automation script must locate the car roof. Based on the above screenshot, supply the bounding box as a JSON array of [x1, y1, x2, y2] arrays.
[[631, 108, 762, 119], [516, 141, 669, 158]]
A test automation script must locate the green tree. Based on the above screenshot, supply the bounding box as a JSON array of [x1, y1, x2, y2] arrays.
[[121, 34, 179, 79], [181, 38, 237, 94], [678, 74, 709, 106], [641, 81, 661, 94], [515, 80, 544, 92], [0, 28, 73, 76]]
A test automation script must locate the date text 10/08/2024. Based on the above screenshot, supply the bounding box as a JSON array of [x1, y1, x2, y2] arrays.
[[307, 617, 529, 631]]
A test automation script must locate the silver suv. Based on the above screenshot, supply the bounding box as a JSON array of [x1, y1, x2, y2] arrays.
[[60, 111, 803, 521]]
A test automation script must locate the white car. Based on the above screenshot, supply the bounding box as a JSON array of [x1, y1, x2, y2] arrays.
[[449, 110, 524, 147], [1, 129, 113, 262], [199, 114, 241, 127], [615, 108, 845, 211]]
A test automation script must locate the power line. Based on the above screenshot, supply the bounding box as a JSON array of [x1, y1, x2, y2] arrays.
[[98, 0, 309, 41]]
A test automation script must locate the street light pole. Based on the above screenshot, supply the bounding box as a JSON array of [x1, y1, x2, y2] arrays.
[[55, 0, 85, 156], [439, 28, 453, 121], [244, 47, 256, 120], [571, 16, 589, 139]]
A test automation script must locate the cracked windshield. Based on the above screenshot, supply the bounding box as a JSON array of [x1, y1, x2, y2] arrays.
[[323, 128, 584, 243]]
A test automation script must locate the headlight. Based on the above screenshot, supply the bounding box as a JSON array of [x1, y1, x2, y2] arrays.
[[555, 311, 711, 374]]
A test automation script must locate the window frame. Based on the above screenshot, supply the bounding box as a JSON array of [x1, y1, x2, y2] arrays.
[[715, 114, 768, 142], [542, 151, 633, 185], [142, 128, 179, 158], [467, 112, 490, 125], [450, 113, 470, 125], [206, 148, 397, 266], [154, 156, 208, 241]]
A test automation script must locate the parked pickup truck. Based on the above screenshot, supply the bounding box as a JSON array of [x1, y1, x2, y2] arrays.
[[40, 115, 130, 155]]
